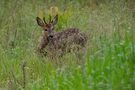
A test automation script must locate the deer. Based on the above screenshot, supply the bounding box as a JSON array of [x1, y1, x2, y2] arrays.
[[36, 15, 87, 58]]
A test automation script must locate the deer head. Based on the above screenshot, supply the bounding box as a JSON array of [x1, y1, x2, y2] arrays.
[[36, 15, 58, 39]]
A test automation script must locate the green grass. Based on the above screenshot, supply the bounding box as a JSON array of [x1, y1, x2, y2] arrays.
[[0, 0, 135, 90]]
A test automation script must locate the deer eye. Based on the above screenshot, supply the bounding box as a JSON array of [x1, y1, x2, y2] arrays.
[[45, 29, 47, 31]]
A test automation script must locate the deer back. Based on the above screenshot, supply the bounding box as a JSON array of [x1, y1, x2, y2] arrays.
[[47, 28, 87, 53]]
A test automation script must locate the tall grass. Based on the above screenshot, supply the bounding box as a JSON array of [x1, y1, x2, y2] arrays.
[[0, 0, 135, 89]]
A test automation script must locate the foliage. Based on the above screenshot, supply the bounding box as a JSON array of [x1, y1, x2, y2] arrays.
[[0, 0, 135, 89]]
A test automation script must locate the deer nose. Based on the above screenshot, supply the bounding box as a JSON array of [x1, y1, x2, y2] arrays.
[[49, 35, 53, 38]]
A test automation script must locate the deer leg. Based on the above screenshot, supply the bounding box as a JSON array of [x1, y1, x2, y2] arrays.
[[75, 47, 87, 65]]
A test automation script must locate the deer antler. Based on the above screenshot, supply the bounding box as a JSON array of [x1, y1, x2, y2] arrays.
[[49, 15, 52, 23], [43, 17, 47, 24]]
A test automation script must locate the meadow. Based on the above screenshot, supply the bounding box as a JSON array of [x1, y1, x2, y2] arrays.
[[0, 0, 135, 90]]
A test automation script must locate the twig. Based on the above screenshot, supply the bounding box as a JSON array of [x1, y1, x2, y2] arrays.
[[21, 61, 27, 89]]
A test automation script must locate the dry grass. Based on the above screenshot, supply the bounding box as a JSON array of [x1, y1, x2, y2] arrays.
[[0, 0, 134, 89]]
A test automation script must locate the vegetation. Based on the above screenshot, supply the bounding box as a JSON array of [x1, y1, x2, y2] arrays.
[[0, 0, 134, 89]]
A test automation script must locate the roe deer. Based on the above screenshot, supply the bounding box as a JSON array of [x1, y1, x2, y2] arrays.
[[36, 15, 87, 57]]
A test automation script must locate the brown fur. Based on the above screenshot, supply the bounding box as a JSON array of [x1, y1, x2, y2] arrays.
[[37, 28, 87, 56], [36, 15, 87, 57]]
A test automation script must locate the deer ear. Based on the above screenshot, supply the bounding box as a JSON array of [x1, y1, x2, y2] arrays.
[[51, 15, 58, 25], [36, 17, 44, 27]]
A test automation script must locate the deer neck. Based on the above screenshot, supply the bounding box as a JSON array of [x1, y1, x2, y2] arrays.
[[43, 31, 49, 43]]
